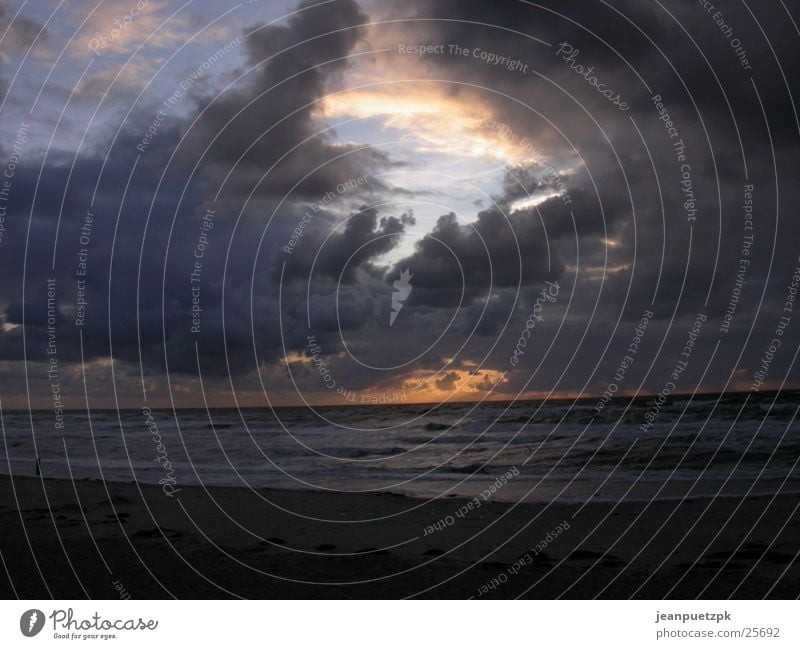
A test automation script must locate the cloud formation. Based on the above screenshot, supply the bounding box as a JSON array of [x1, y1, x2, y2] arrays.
[[0, 0, 797, 408]]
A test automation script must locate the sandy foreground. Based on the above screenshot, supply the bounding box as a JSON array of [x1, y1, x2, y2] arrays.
[[0, 475, 798, 598]]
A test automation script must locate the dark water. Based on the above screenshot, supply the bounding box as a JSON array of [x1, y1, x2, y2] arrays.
[[2, 391, 799, 503]]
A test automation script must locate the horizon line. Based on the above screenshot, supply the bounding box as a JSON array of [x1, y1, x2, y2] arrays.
[[10, 387, 797, 413]]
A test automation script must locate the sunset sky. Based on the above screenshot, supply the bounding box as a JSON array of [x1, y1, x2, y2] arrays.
[[0, 0, 798, 408]]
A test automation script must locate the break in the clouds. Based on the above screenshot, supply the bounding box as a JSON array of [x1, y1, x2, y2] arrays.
[[0, 0, 797, 408]]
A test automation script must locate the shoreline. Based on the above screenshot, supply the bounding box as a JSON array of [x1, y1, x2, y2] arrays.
[[3, 468, 799, 506]]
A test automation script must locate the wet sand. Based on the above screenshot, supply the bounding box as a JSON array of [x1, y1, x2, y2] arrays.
[[0, 475, 798, 598]]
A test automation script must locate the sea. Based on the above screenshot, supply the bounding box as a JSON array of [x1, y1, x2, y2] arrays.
[[2, 391, 799, 503]]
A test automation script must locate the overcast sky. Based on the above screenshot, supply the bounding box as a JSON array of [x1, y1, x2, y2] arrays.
[[0, 0, 798, 409]]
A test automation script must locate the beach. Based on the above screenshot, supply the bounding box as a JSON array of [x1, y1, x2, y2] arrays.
[[1, 475, 797, 599]]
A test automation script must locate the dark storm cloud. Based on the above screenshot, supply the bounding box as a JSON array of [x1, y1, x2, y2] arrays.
[[390, 206, 560, 307], [0, 0, 798, 406], [282, 206, 415, 283], [0, 0, 396, 396], [367, 0, 800, 395], [186, 0, 396, 201], [435, 371, 459, 391]]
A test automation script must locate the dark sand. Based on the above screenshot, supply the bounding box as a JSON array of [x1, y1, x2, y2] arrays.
[[1, 475, 798, 598]]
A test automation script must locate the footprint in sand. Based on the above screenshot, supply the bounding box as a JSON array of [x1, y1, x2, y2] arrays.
[[315, 544, 336, 552]]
